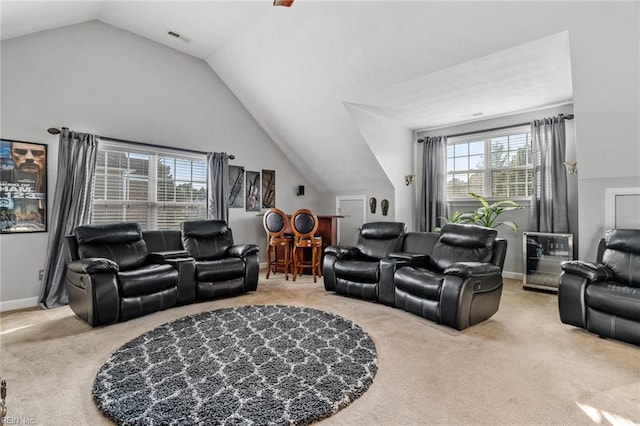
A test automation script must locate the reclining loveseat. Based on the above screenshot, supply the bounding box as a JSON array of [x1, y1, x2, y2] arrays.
[[64, 220, 258, 327], [558, 228, 640, 346], [323, 222, 507, 330]]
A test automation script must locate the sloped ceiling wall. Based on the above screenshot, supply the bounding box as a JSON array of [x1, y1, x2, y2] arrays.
[[206, 2, 576, 193]]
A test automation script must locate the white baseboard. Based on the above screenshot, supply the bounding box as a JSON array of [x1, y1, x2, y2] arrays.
[[0, 296, 39, 312], [503, 271, 523, 280]]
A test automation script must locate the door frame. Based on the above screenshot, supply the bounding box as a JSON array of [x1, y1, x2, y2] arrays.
[[336, 195, 367, 244]]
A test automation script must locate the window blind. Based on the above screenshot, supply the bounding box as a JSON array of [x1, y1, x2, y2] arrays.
[[91, 141, 207, 230]]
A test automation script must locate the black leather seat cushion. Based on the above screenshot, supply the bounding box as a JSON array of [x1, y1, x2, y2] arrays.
[[586, 282, 640, 321], [196, 257, 246, 282], [75, 222, 149, 271], [118, 264, 178, 297], [429, 224, 496, 270], [182, 220, 233, 260], [335, 259, 379, 283], [394, 266, 444, 300]]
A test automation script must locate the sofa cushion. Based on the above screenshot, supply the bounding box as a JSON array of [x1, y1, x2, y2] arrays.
[[394, 266, 444, 301], [182, 220, 234, 260], [334, 259, 380, 284], [75, 222, 149, 271], [117, 264, 178, 297], [430, 224, 496, 271], [355, 222, 405, 260], [196, 257, 246, 282], [586, 281, 640, 321], [78, 239, 149, 272], [603, 229, 640, 287]]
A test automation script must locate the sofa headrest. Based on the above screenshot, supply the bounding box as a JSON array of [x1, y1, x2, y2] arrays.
[[360, 222, 405, 239], [439, 223, 497, 248], [605, 229, 640, 254], [181, 220, 229, 238], [74, 222, 142, 245]]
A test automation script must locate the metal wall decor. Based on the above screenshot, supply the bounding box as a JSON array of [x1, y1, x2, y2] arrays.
[[369, 197, 376, 214], [229, 165, 245, 208], [245, 171, 261, 212], [381, 199, 389, 216], [1, 139, 47, 233], [261, 169, 275, 209]]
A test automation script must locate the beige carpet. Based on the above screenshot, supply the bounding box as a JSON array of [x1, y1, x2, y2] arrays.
[[1, 277, 639, 425]]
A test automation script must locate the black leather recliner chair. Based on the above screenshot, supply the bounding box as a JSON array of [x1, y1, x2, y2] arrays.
[[383, 223, 506, 330], [558, 229, 640, 346], [65, 222, 195, 327], [323, 222, 405, 301], [181, 220, 259, 300]]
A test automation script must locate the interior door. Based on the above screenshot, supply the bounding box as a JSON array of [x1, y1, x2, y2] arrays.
[[337, 197, 365, 246]]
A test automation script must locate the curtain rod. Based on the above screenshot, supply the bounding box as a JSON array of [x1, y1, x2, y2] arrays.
[[417, 113, 574, 143], [46, 127, 235, 160]]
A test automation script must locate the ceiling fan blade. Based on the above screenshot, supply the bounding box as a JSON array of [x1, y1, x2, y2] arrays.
[[273, 0, 294, 7]]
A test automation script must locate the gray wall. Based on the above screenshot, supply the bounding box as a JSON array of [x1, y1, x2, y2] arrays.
[[417, 105, 578, 276], [0, 21, 316, 310]]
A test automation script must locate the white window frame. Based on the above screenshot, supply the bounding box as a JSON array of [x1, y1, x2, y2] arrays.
[[446, 125, 532, 201], [91, 140, 208, 230]]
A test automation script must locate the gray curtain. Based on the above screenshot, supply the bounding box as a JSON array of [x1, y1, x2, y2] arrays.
[[207, 152, 229, 222], [419, 136, 448, 232], [39, 129, 98, 308], [528, 116, 569, 233]]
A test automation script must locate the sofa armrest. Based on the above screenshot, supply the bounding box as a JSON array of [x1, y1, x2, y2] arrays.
[[439, 266, 503, 330], [560, 260, 614, 283], [149, 250, 190, 261], [324, 245, 360, 259], [227, 244, 260, 258], [379, 257, 411, 306], [444, 262, 501, 278], [67, 258, 119, 274], [65, 258, 119, 327]]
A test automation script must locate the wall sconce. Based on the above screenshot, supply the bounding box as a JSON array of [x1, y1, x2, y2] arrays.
[[405, 174, 416, 186], [564, 161, 578, 175]]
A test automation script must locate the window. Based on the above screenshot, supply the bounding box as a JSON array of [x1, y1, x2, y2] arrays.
[[446, 125, 532, 199], [91, 141, 207, 230]]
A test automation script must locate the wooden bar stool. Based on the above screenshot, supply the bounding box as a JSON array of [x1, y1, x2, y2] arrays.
[[263, 208, 292, 280], [290, 208, 323, 282]]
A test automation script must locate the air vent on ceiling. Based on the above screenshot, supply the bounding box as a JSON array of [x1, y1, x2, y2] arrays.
[[167, 30, 190, 43]]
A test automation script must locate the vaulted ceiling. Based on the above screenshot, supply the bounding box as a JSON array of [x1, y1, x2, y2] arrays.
[[1, 1, 573, 192]]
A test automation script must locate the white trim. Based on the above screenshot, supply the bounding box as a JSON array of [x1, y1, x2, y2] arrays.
[[604, 187, 640, 230], [336, 195, 367, 243], [0, 296, 39, 312]]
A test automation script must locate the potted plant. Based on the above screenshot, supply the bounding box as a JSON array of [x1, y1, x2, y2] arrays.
[[436, 192, 522, 232]]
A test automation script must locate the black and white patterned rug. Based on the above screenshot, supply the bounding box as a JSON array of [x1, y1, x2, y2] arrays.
[[93, 305, 378, 425]]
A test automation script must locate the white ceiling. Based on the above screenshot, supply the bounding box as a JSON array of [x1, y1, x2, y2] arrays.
[[0, 1, 574, 192]]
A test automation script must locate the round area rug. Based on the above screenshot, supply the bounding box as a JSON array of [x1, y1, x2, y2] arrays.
[[93, 305, 378, 425]]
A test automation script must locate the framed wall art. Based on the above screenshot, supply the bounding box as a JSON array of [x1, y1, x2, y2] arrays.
[[261, 169, 275, 209], [228, 165, 245, 208], [245, 170, 261, 212], [0, 139, 47, 233]]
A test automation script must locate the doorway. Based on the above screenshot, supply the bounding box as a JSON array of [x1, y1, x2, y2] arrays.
[[336, 196, 366, 246]]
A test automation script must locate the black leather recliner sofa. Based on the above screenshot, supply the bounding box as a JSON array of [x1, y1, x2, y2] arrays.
[[181, 220, 260, 300], [558, 229, 640, 346], [65, 222, 196, 327], [323, 222, 507, 330], [381, 223, 507, 330], [322, 222, 405, 301], [65, 220, 259, 327]]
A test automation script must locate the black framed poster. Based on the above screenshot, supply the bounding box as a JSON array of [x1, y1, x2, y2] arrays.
[[0, 139, 47, 233]]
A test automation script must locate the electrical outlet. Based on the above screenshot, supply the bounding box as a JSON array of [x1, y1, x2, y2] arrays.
[[38, 269, 44, 281]]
